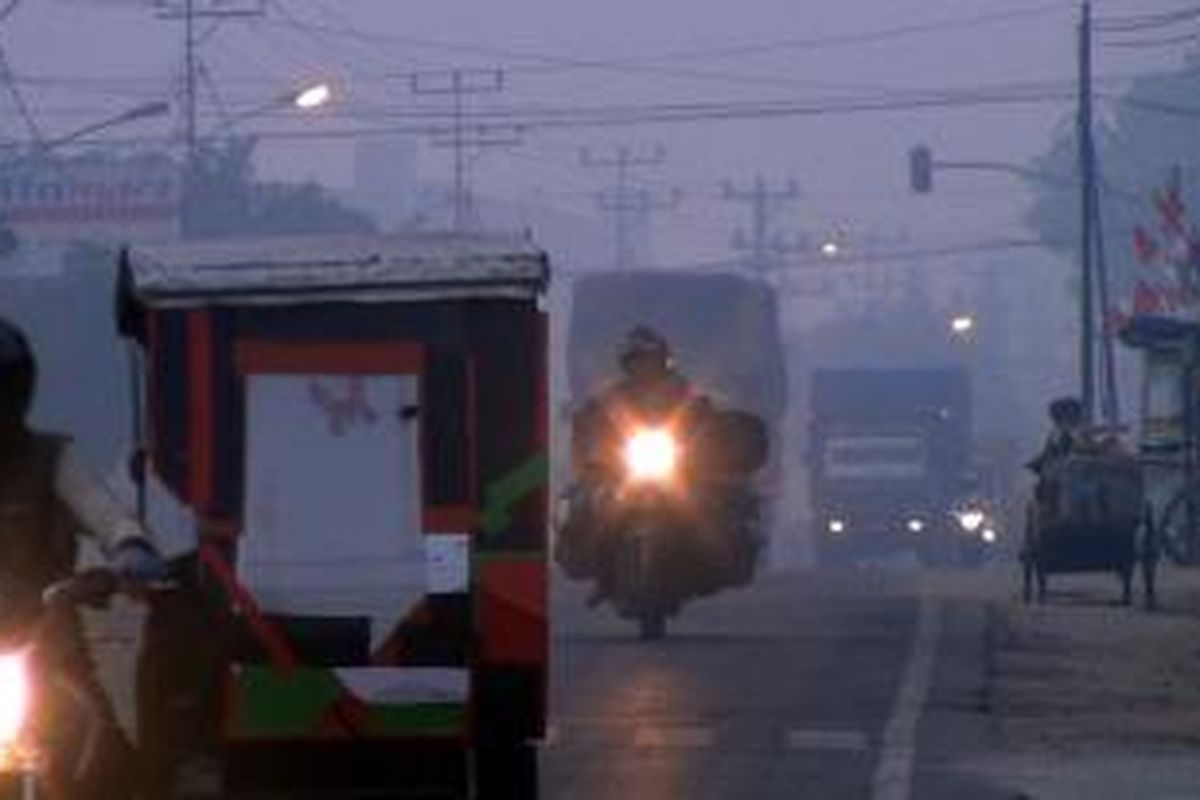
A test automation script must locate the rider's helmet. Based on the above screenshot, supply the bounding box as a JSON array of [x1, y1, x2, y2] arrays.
[[1049, 396, 1084, 429], [0, 317, 35, 426], [619, 326, 672, 377]]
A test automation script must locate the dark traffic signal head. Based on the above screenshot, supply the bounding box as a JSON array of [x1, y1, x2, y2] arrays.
[[910, 146, 933, 194]]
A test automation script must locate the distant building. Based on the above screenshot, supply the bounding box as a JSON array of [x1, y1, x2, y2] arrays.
[[0, 150, 180, 247]]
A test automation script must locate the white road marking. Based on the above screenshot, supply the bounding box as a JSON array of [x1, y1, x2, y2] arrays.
[[787, 729, 870, 752], [633, 725, 716, 749], [870, 590, 943, 800]]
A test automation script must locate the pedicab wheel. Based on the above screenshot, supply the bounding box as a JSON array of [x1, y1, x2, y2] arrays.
[[474, 742, 539, 800], [1119, 566, 1134, 607]]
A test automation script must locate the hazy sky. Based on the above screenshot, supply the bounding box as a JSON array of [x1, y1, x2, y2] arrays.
[[1, 0, 1187, 267]]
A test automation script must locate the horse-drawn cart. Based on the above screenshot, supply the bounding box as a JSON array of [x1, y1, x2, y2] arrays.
[[1022, 439, 1156, 608]]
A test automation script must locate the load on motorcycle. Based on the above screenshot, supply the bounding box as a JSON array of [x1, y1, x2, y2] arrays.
[[556, 327, 768, 638], [0, 317, 167, 799]]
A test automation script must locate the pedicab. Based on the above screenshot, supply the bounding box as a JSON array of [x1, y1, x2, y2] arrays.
[[1022, 429, 1156, 608], [115, 233, 550, 798]]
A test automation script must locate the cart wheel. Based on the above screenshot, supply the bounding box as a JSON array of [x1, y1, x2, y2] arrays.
[[1143, 554, 1159, 612]]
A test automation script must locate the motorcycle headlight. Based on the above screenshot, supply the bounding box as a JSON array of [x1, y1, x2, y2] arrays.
[[828, 518, 847, 535], [907, 517, 926, 534], [982, 528, 998, 545], [0, 650, 31, 750], [624, 428, 679, 482]]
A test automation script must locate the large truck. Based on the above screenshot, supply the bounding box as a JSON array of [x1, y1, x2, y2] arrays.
[[809, 367, 977, 564]]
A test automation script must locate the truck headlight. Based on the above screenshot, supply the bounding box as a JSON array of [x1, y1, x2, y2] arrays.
[[957, 509, 986, 533]]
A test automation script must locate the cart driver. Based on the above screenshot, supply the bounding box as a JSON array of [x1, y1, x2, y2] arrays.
[[1028, 396, 1085, 476], [0, 316, 167, 786]]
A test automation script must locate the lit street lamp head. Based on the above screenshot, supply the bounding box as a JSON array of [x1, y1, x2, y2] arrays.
[[292, 83, 333, 111], [951, 315, 976, 336]]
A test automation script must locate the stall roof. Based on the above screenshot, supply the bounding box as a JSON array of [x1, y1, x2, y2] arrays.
[[125, 232, 550, 306]]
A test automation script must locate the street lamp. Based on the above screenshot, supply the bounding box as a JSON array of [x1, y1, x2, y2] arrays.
[[292, 82, 333, 111], [39, 101, 171, 153], [212, 81, 335, 135]]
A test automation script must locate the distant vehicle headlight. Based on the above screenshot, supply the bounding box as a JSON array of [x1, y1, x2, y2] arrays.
[[828, 518, 847, 535], [981, 528, 998, 544], [957, 509, 986, 533], [907, 518, 926, 533]]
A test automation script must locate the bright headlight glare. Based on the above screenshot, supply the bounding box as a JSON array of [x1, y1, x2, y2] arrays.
[[828, 518, 847, 534], [958, 510, 986, 533], [624, 428, 678, 481], [0, 651, 30, 748], [907, 518, 926, 533], [982, 528, 998, 544]]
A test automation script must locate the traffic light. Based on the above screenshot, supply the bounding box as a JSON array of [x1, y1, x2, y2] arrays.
[[910, 146, 933, 194]]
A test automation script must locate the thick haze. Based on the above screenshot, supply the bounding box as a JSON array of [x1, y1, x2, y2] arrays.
[[4, 0, 1181, 261], [3, 0, 1189, 559]]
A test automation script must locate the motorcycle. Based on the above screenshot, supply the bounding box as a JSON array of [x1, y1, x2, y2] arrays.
[[0, 569, 145, 800], [604, 425, 703, 641]]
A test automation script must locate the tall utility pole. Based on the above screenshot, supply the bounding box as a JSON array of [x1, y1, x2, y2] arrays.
[[411, 69, 507, 231], [581, 145, 677, 270], [722, 176, 801, 277], [154, 0, 264, 236], [1078, 0, 1096, 424], [155, 0, 264, 162]]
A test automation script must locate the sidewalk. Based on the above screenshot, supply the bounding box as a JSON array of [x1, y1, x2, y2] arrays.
[[927, 565, 1200, 799]]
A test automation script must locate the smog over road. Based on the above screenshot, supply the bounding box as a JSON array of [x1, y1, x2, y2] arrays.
[[2, 1, 1200, 798]]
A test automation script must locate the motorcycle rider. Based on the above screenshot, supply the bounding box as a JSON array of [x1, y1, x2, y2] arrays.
[[0, 316, 166, 793], [564, 327, 719, 605]]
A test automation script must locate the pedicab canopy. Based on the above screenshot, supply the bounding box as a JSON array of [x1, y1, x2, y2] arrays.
[[117, 233, 550, 754]]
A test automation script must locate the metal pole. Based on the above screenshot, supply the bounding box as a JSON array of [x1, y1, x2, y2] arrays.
[[184, 0, 197, 165], [452, 71, 466, 231], [1079, 1, 1096, 422]]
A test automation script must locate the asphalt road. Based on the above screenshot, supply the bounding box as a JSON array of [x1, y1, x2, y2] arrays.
[[542, 565, 1012, 800]]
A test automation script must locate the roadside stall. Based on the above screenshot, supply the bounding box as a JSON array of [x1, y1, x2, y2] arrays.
[[1120, 314, 1200, 565], [117, 233, 550, 798]]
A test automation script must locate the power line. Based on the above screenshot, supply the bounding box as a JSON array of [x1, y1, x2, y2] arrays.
[[253, 1, 1069, 88], [0, 44, 41, 142], [1096, 5, 1200, 33], [1102, 28, 1200, 48]]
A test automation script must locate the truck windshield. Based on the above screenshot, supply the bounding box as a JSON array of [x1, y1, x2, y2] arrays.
[[824, 435, 927, 479]]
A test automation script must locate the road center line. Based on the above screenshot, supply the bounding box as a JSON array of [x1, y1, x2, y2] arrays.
[[633, 725, 716, 749], [787, 729, 870, 752], [870, 590, 943, 800]]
